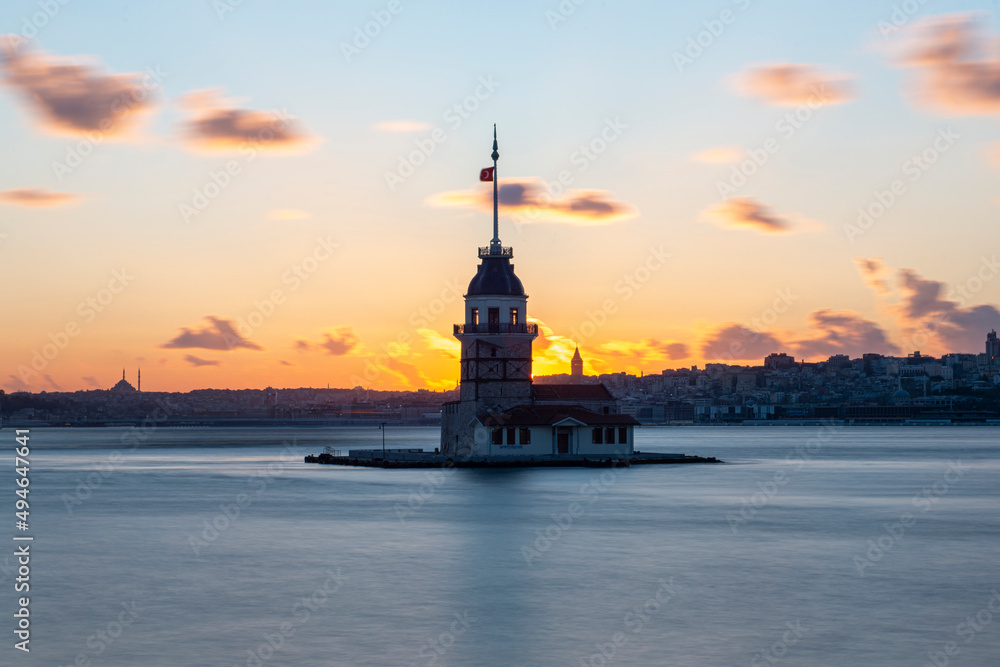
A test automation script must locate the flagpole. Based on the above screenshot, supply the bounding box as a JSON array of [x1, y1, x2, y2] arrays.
[[491, 124, 499, 250]]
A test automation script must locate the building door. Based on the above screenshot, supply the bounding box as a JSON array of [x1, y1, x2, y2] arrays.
[[557, 432, 570, 454]]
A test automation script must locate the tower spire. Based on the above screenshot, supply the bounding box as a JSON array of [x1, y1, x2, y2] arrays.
[[490, 124, 500, 251]]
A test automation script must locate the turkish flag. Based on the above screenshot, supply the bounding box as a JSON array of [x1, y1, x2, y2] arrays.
[[479, 167, 495, 182]]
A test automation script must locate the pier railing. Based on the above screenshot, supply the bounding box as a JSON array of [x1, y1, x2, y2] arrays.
[[478, 246, 513, 258], [454, 323, 538, 335]]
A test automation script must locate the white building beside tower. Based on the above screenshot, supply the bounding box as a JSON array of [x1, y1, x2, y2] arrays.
[[440, 128, 637, 459]]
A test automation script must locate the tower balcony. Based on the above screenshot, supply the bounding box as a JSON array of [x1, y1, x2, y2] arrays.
[[479, 246, 513, 258], [454, 323, 538, 336]]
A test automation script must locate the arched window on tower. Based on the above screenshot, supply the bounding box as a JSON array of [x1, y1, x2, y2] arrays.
[[470, 308, 479, 325], [510, 307, 519, 325]]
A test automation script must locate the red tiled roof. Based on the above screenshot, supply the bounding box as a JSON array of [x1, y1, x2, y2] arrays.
[[477, 404, 639, 427]]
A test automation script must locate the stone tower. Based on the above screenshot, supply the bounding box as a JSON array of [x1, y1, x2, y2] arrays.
[[440, 127, 538, 456]]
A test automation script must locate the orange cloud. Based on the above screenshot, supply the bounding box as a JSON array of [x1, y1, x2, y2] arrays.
[[854, 257, 891, 294], [428, 177, 637, 226], [418, 329, 461, 359], [0, 38, 159, 137], [595, 339, 689, 362], [701, 197, 791, 234], [0, 188, 80, 207], [735, 63, 854, 106], [690, 146, 744, 164], [184, 355, 220, 367], [897, 14, 1000, 115], [179, 89, 317, 153], [296, 327, 362, 356], [701, 325, 785, 362], [162, 316, 262, 351], [792, 309, 899, 359], [895, 267, 1000, 353]]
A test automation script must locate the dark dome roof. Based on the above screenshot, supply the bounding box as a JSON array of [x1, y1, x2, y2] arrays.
[[467, 256, 525, 296]]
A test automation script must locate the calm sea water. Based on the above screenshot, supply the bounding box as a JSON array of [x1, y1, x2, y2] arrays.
[[1, 425, 998, 666]]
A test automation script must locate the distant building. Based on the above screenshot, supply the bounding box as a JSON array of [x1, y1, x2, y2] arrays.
[[764, 353, 795, 370], [570, 347, 583, 380], [110, 369, 137, 395], [987, 330, 999, 367], [826, 354, 851, 370]]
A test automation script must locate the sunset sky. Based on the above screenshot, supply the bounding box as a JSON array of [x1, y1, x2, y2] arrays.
[[2, 1, 999, 392]]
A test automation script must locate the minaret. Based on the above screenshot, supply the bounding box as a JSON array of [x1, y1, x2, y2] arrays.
[[441, 127, 539, 456], [571, 347, 583, 380], [138, 367, 141, 392]]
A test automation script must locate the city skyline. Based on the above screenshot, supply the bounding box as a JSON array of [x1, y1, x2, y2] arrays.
[[2, 2, 999, 392]]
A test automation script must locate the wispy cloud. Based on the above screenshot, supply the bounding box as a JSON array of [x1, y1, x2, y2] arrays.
[[595, 339, 690, 362], [428, 177, 637, 225], [295, 327, 362, 356], [792, 309, 899, 358], [896, 14, 1000, 115], [184, 354, 220, 367], [162, 316, 262, 351], [854, 257, 891, 294], [690, 146, 744, 164], [373, 120, 433, 132], [0, 188, 80, 207], [179, 89, 318, 153], [735, 63, 854, 106], [701, 325, 785, 361], [418, 328, 461, 359], [0, 38, 158, 137], [895, 267, 1000, 352], [701, 197, 791, 234]]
